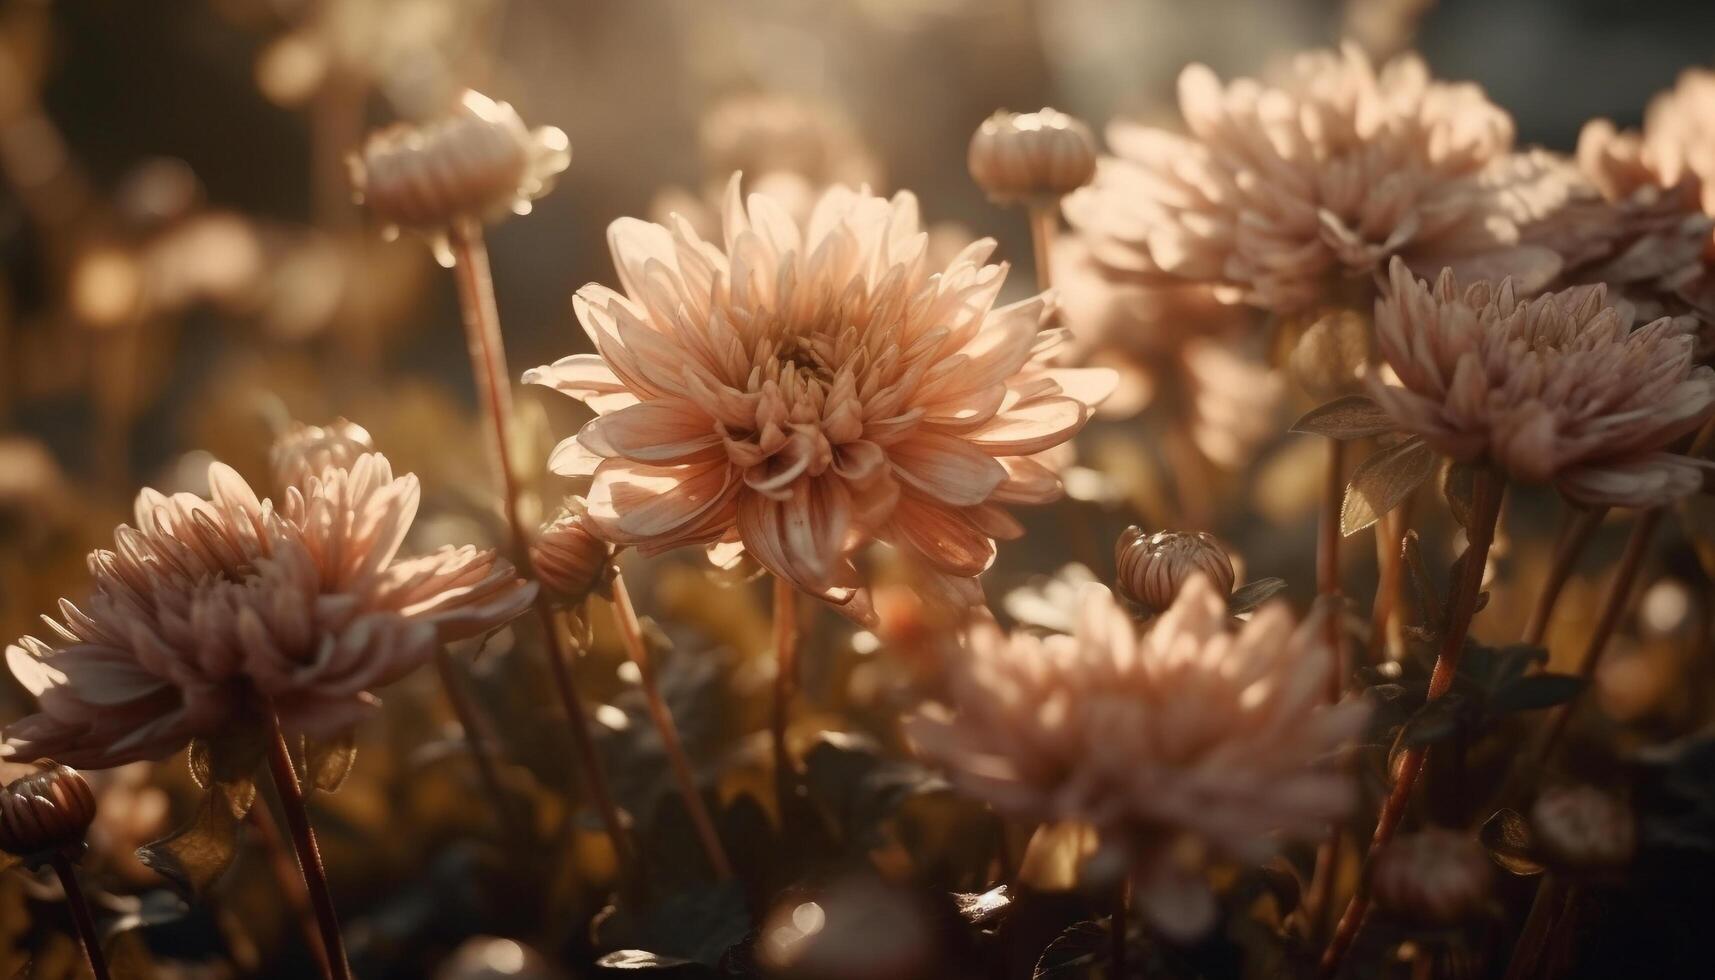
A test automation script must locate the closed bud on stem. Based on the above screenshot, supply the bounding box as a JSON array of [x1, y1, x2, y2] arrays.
[[968, 108, 1097, 207], [0, 762, 97, 864], [1371, 828, 1493, 927], [1530, 785, 1636, 873], [531, 501, 615, 606], [1115, 527, 1234, 611], [350, 90, 570, 235]]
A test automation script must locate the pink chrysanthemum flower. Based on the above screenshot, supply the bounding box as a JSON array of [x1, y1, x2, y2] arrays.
[[4, 441, 535, 769], [1368, 258, 1715, 507], [526, 177, 1115, 614], [1065, 44, 1560, 315], [907, 578, 1367, 940], [1565, 70, 1715, 335]]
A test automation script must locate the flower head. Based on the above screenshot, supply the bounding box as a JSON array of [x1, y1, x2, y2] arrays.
[[907, 578, 1366, 939], [1065, 44, 1560, 314], [699, 92, 881, 192], [526, 178, 1114, 615], [531, 500, 614, 606], [1053, 238, 1282, 464], [0, 762, 97, 862], [967, 108, 1098, 206], [1560, 71, 1715, 339], [1368, 258, 1715, 507], [350, 90, 569, 245], [4, 437, 535, 770], [1114, 527, 1234, 611]]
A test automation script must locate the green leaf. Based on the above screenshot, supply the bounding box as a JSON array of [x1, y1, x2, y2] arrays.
[[1228, 577, 1288, 615], [1399, 697, 1466, 747], [135, 786, 244, 899], [1342, 438, 1438, 536], [1290, 395, 1396, 441], [1481, 808, 1545, 876], [1489, 674, 1586, 714]]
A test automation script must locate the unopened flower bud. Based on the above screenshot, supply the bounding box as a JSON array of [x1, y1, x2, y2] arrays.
[[0, 762, 97, 862], [350, 90, 570, 235], [1287, 308, 1371, 400], [271, 418, 375, 493], [531, 503, 613, 605], [1115, 527, 1235, 611], [1372, 828, 1493, 926], [1530, 785, 1635, 873], [968, 108, 1097, 206]]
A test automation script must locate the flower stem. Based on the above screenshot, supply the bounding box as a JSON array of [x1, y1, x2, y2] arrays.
[[1530, 417, 1714, 768], [49, 853, 112, 980], [1368, 496, 1413, 663], [1502, 875, 1574, 980], [1520, 505, 1605, 647], [1318, 438, 1348, 697], [1530, 509, 1659, 767], [609, 572, 734, 879], [545, 606, 642, 884], [447, 219, 528, 560], [447, 220, 638, 884], [264, 718, 352, 980], [246, 804, 333, 978], [432, 646, 526, 841], [771, 576, 801, 817], [1305, 437, 1348, 938], [1027, 204, 1056, 293], [1320, 467, 1506, 979]]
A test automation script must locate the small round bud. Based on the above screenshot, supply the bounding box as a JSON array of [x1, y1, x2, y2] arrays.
[[1115, 527, 1235, 611], [1371, 828, 1494, 927], [1286, 308, 1371, 400], [350, 90, 570, 232], [0, 762, 98, 862], [270, 418, 375, 493], [531, 502, 614, 605], [967, 108, 1097, 206], [1530, 785, 1636, 873]]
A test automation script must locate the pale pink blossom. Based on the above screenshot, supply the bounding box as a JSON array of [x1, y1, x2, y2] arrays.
[[4, 443, 534, 769], [526, 178, 1115, 615], [1561, 70, 1715, 336], [1053, 237, 1282, 467], [907, 579, 1367, 939], [1368, 258, 1715, 507], [1065, 44, 1560, 315]]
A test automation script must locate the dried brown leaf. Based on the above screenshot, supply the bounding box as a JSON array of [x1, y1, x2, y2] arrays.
[[136, 786, 244, 899], [1290, 395, 1396, 441], [1342, 438, 1437, 536]]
